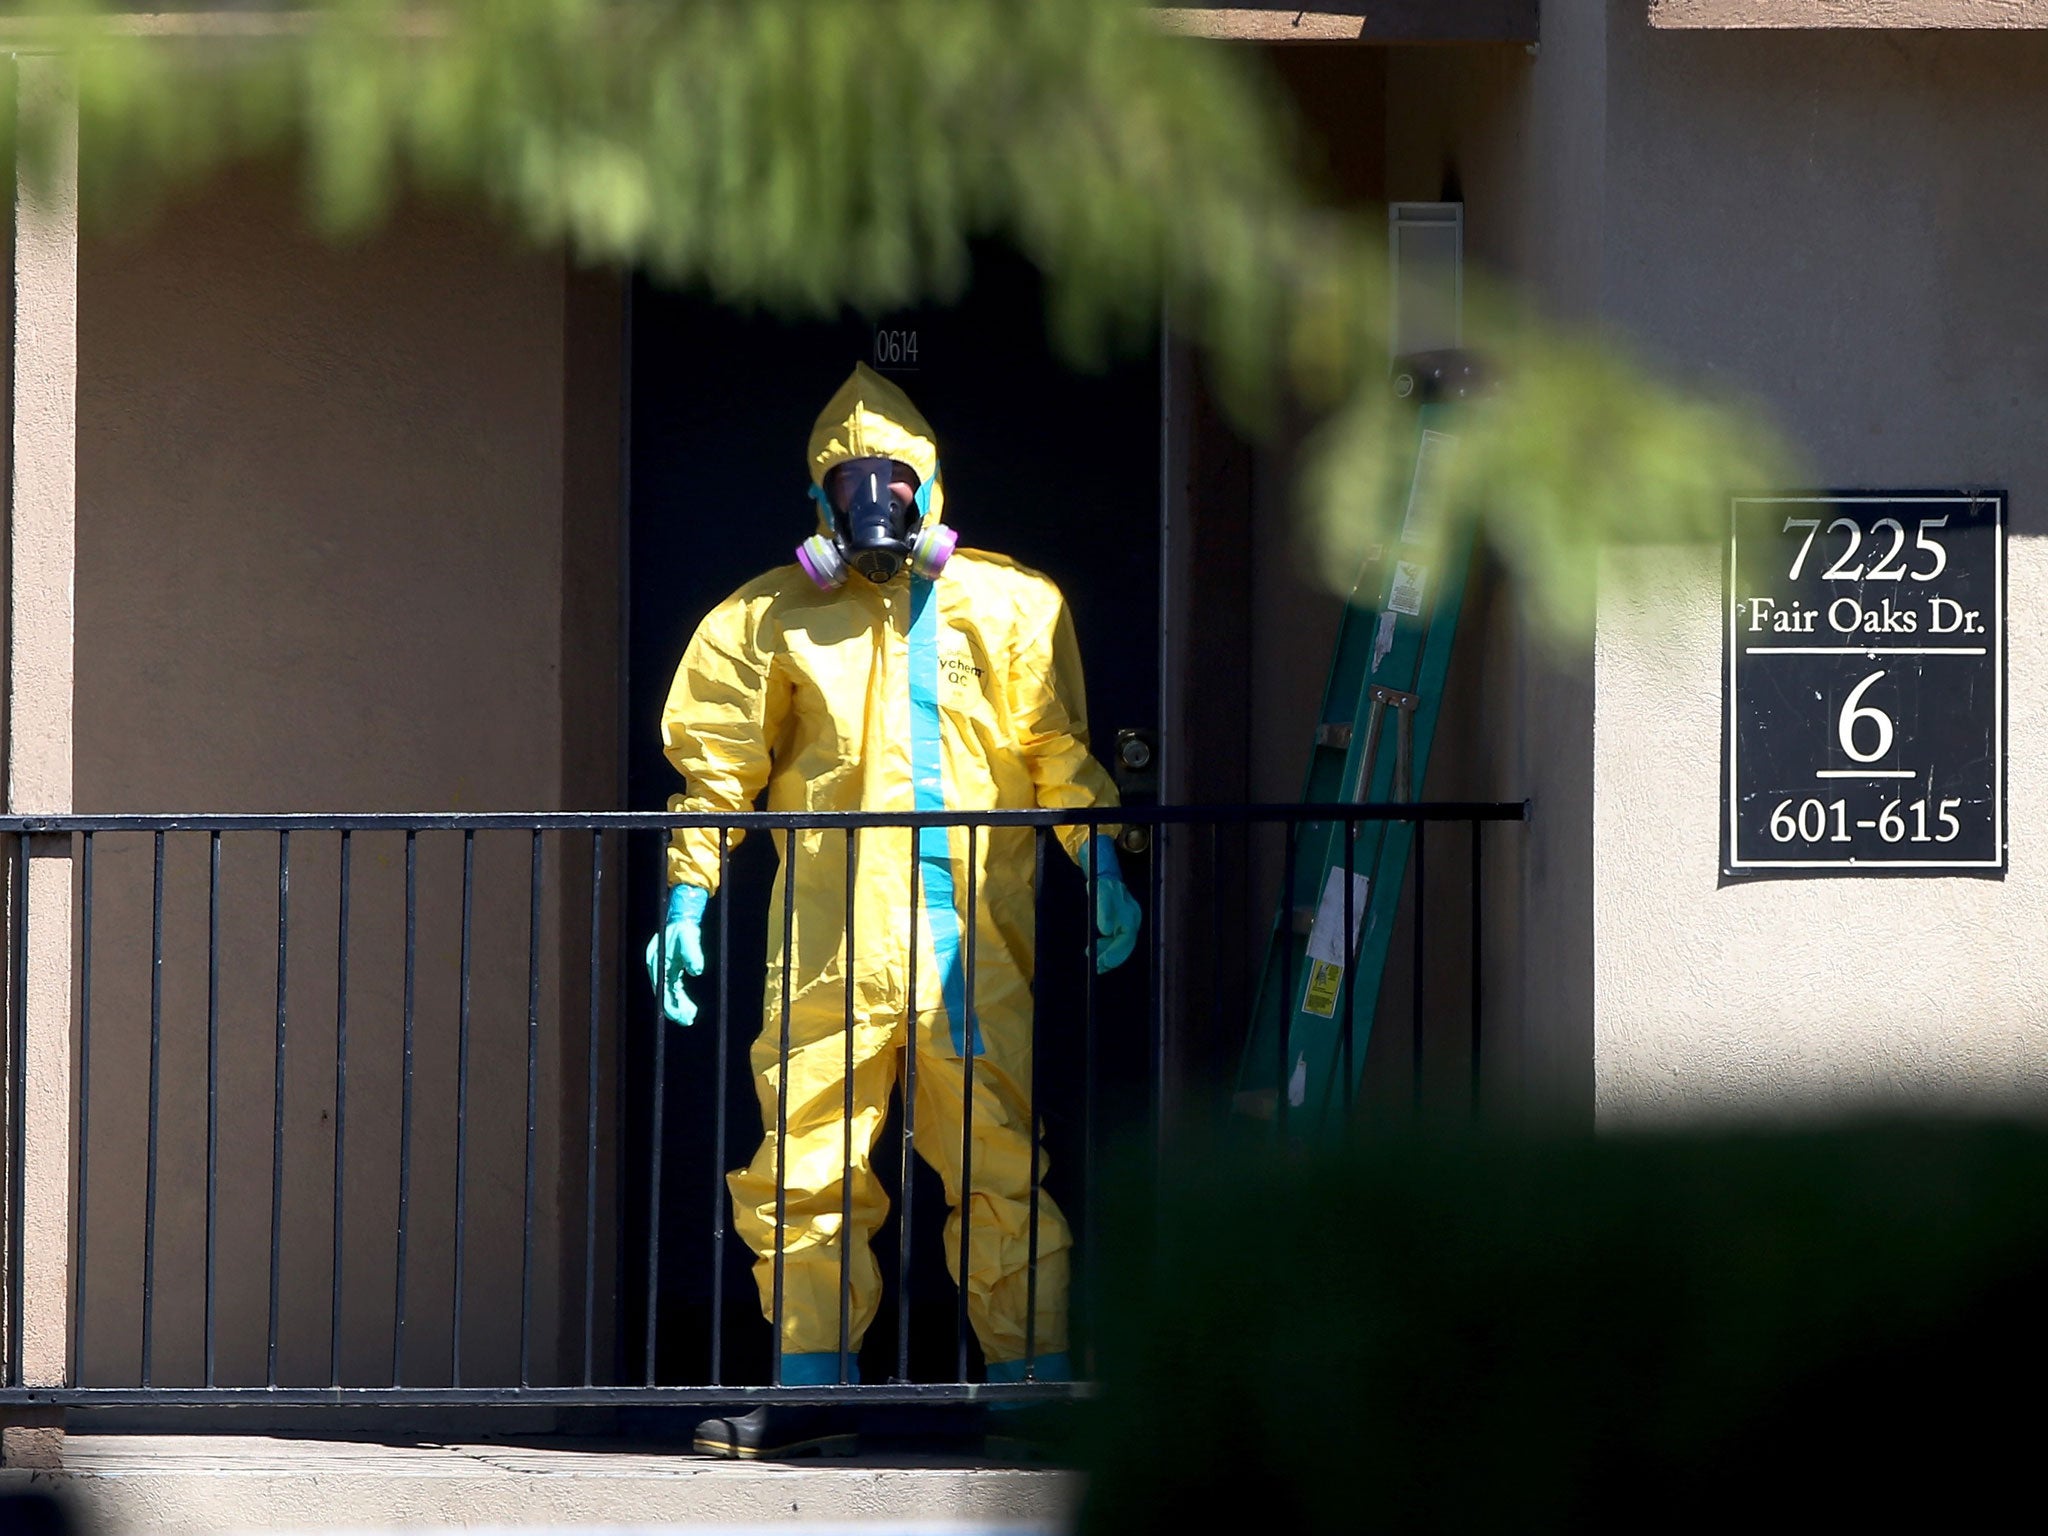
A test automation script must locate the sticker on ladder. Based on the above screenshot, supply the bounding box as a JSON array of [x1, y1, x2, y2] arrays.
[[1299, 868, 1371, 1021], [1370, 611, 1397, 675], [1399, 429, 1456, 545], [1304, 867, 1371, 966], [1288, 1052, 1308, 1107], [1301, 960, 1342, 1019], [1388, 561, 1429, 617]]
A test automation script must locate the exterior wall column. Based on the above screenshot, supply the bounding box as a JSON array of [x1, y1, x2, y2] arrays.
[[2, 50, 77, 1471]]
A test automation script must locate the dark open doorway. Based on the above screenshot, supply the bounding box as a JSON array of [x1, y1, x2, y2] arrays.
[[621, 245, 1162, 1393]]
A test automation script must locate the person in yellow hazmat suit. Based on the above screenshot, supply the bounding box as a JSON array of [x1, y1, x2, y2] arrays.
[[648, 362, 1143, 1459]]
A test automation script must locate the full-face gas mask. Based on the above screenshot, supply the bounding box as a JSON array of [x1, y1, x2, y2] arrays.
[[796, 455, 957, 590]]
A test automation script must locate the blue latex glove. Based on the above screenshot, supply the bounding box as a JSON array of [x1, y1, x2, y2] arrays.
[[1088, 833, 1142, 974], [644, 883, 709, 1025]]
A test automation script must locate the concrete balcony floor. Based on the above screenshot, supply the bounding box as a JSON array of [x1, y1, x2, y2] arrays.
[[2, 1433, 1079, 1534]]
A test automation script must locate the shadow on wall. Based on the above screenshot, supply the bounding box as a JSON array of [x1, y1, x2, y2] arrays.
[[1073, 1118, 2048, 1531]]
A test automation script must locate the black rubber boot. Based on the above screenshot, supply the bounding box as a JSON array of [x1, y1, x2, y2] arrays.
[[691, 1405, 859, 1460]]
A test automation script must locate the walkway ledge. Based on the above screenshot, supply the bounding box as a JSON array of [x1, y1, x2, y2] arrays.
[[0, 1435, 1079, 1534]]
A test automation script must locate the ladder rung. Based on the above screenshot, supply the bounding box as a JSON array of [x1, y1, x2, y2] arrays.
[[1314, 722, 1353, 750]]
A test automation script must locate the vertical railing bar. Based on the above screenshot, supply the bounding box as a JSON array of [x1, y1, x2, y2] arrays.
[[140, 830, 164, 1386], [1277, 821, 1297, 1142], [1412, 818, 1426, 1111], [583, 831, 603, 1388], [895, 825, 920, 1385], [204, 832, 220, 1387], [1341, 820, 1357, 1120], [1242, 820, 1257, 1143], [1148, 817, 1170, 1395], [1149, 823, 1166, 1159], [1470, 822, 1483, 1112], [643, 843, 666, 1386], [267, 830, 290, 1388], [614, 839, 632, 1393], [392, 831, 417, 1387], [74, 833, 95, 1386], [330, 830, 352, 1388], [520, 830, 543, 1388], [710, 828, 730, 1386], [1023, 826, 1047, 1380], [452, 829, 474, 1388], [839, 827, 857, 1385], [956, 824, 978, 1385], [1209, 822, 1223, 1115], [2, 838, 10, 1388], [1081, 827, 1099, 1380], [771, 836, 799, 1388], [9, 835, 25, 1388]]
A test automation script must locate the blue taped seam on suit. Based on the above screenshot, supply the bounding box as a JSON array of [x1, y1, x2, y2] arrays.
[[908, 577, 978, 1055]]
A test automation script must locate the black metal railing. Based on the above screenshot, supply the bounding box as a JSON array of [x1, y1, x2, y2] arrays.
[[0, 802, 1524, 1410]]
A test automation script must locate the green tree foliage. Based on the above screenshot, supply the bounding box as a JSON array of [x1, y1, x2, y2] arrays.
[[10, 1, 1793, 631], [1080, 1123, 2047, 1530]]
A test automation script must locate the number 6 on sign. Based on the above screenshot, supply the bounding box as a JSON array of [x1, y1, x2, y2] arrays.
[[1839, 670, 1895, 764]]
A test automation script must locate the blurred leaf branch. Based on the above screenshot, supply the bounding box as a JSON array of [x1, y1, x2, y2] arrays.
[[8, 0, 1793, 632]]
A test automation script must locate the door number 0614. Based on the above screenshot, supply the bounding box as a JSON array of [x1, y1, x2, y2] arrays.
[[1769, 796, 1962, 844]]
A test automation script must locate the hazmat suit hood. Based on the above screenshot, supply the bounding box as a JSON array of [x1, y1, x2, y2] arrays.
[[806, 362, 946, 534]]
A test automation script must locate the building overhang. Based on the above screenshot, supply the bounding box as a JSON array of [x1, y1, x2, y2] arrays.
[[7, 5, 1546, 49], [1155, 2, 1538, 43], [1650, 0, 2048, 25]]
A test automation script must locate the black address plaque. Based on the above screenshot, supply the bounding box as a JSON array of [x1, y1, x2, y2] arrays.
[[1724, 492, 2005, 877]]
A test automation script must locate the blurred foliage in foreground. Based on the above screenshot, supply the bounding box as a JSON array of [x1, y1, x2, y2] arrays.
[[11, 0, 1795, 632], [1072, 1122, 2044, 1531]]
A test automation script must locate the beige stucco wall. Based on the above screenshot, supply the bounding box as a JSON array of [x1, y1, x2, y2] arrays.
[[1382, 6, 2048, 1123], [70, 166, 621, 1390], [1650, 0, 2048, 25], [6, 55, 83, 1438], [1383, 15, 1606, 1123], [1589, 18, 2048, 1119], [1597, 544, 2048, 1120]]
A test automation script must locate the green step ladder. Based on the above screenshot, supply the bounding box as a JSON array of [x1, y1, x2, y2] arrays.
[[1234, 351, 1485, 1135]]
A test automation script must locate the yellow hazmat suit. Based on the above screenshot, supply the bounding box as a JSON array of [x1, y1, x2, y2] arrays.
[[660, 363, 1119, 1372]]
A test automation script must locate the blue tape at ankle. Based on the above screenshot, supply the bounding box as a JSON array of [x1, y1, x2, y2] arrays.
[[780, 1352, 859, 1386]]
